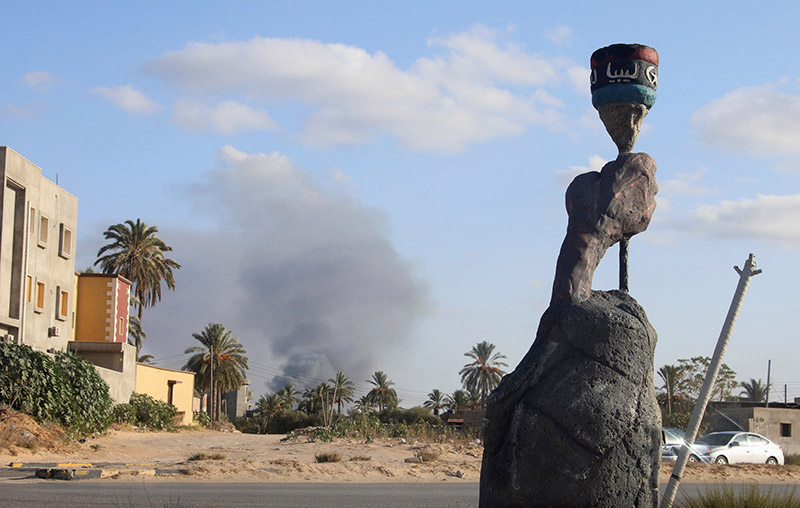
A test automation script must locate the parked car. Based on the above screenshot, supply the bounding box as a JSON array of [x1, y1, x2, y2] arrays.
[[661, 427, 707, 463], [695, 431, 784, 465]]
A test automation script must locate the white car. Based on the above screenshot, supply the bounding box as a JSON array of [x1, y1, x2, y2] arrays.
[[695, 431, 784, 465]]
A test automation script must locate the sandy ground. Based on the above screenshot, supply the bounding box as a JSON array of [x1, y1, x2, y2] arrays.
[[4, 425, 800, 484]]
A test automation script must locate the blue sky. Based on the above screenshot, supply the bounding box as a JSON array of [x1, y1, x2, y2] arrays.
[[3, 1, 800, 406]]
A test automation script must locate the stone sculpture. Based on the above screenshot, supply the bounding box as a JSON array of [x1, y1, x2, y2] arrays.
[[479, 44, 662, 507]]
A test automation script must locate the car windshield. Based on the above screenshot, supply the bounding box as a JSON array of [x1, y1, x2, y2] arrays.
[[698, 434, 734, 446]]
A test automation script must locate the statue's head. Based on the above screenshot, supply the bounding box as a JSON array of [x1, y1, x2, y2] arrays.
[[590, 44, 658, 153]]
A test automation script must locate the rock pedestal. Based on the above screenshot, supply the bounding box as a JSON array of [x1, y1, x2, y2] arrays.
[[479, 290, 661, 508]]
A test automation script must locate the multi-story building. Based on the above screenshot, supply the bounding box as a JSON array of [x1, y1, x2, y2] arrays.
[[1, 146, 78, 352]]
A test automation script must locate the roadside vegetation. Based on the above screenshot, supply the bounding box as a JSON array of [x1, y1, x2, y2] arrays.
[[676, 484, 800, 508]]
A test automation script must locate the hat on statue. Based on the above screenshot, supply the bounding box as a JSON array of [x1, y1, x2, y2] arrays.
[[590, 43, 658, 110]]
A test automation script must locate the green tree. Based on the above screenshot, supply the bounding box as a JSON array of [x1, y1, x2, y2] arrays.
[[459, 341, 508, 407], [445, 389, 470, 413], [424, 389, 446, 416], [329, 371, 355, 415], [184, 323, 248, 421], [657, 364, 685, 415], [739, 378, 769, 402], [254, 393, 284, 433], [95, 218, 181, 322], [300, 382, 332, 415], [365, 371, 398, 411], [276, 383, 300, 410], [677, 356, 738, 401]]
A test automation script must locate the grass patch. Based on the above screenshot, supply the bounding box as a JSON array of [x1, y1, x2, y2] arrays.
[[785, 453, 800, 466], [676, 484, 799, 507], [187, 452, 226, 461], [315, 452, 342, 463], [349, 455, 371, 461], [415, 448, 441, 463]]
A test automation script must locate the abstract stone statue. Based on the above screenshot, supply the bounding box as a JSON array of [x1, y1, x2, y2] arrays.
[[480, 44, 662, 508]]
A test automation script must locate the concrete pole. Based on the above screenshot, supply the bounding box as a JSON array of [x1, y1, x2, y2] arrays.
[[660, 254, 761, 508]]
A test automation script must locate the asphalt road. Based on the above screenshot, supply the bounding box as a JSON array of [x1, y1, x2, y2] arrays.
[[0, 481, 797, 507]]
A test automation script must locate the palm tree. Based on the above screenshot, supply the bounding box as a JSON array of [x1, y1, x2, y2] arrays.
[[136, 352, 155, 364], [329, 371, 355, 415], [459, 341, 508, 407], [183, 323, 248, 421], [739, 378, 769, 402], [365, 371, 398, 411], [301, 383, 332, 415], [424, 389, 446, 416], [128, 313, 146, 353], [276, 383, 300, 410], [658, 364, 684, 415], [446, 389, 470, 413], [467, 387, 482, 409], [354, 395, 375, 414], [254, 393, 283, 434], [95, 219, 181, 322]]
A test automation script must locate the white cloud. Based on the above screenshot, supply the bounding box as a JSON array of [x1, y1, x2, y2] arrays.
[[544, 23, 572, 46], [554, 154, 606, 187], [1, 104, 38, 118], [91, 85, 161, 115], [144, 28, 581, 152], [24, 71, 54, 91], [692, 83, 800, 157], [172, 99, 278, 134], [677, 193, 800, 244], [658, 168, 713, 198]]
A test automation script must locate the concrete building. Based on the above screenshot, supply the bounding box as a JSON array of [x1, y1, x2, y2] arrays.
[[221, 382, 253, 421], [1, 146, 78, 352], [69, 273, 137, 402], [705, 401, 800, 455], [136, 364, 196, 426]]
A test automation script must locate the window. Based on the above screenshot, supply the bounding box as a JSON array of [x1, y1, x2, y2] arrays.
[[781, 423, 792, 438], [34, 280, 46, 313], [38, 214, 49, 247], [118, 316, 126, 336], [28, 206, 36, 236], [55, 287, 69, 321], [58, 224, 73, 259], [25, 275, 33, 304]]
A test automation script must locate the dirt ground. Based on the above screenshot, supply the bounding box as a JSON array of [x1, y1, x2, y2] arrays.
[[2, 409, 800, 484]]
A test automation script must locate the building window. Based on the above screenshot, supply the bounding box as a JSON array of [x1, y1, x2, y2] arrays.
[[34, 280, 46, 313], [28, 206, 36, 236], [781, 423, 792, 438], [56, 287, 69, 321], [25, 275, 33, 304], [38, 214, 49, 247], [58, 224, 73, 259], [118, 316, 126, 336]]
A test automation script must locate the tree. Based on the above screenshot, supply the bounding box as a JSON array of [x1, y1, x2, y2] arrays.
[[365, 371, 398, 411], [739, 378, 769, 402], [446, 389, 470, 413], [329, 371, 355, 415], [184, 323, 248, 421], [136, 352, 155, 364], [95, 219, 181, 322], [677, 356, 738, 401], [657, 364, 685, 415], [300, 383, 332, 416], [459, 341, 508, 407], [254, 393, 283, 433], [276, 383, 299, 410], [424, 389, 446, 416]]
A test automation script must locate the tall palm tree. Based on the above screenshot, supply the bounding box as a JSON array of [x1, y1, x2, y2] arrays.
[[365, 371, 398, 411], [301, 383, 332, 415], [424, 389, 446, 416], [658, 364, 684, 415], [184, 323, 248, 421], [95, 219, 181, 322], [446, 389, 470, 413], [329, 371, 355, 415], [459, 341, 508, 407], [354, 395, 375, 414], [739, 378, 769, 402], [276, 383, 299, 410]]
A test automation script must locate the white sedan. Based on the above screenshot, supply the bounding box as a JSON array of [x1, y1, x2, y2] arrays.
[[695, 431, 784, 465]]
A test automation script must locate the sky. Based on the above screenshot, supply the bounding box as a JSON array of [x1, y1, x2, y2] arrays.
[[3, 1, 800, 407]]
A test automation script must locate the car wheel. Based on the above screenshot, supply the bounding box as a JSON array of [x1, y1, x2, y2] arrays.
[[688, 455, 699, 463], [767, 457, 778, 465], [714, 456, 728, 465]]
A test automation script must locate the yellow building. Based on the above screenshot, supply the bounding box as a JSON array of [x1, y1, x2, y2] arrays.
[[135, 364, 196, 426]]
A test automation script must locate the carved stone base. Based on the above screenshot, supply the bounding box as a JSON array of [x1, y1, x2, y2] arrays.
[[480, 291, 660, 508]]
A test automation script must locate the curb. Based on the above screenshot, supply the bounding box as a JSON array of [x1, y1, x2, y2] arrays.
[[3, 463, 189, 481]]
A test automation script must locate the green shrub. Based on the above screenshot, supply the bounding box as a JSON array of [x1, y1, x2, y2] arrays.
[[315, 452, 341, 463], [193, 411, 210, 427], [0, 343, 111, 435], [268, 410, 321, 434], [676, 484, 799, 507], [113, 393, 177, 430]]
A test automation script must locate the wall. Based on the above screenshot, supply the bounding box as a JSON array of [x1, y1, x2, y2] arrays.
[[136, 364, 196, 426], [69, 341, 137, 403], [74, 274, 131, 343], [705, 403, 800, 455]]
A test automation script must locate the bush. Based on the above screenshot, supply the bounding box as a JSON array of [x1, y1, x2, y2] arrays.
[[786, 454, 800, 466], [379, 406, 440, 426], [0, 343, 111, 435], [193, 411, 210, 427], [268, 410, 322, 434], [112, 393, 177, 430], [676, 484, 799, 507], [315, 452, 341, 463]]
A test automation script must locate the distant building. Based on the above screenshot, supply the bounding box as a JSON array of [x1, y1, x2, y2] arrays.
[[705, 401, 800, 454], [0, 146, 78, 352], [221, 382, 253, 421]]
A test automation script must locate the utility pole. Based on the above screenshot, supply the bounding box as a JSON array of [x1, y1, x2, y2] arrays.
[[766, 359, 771, 407], [660, 254, 761, 508]]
